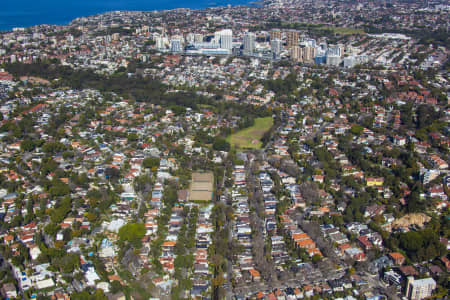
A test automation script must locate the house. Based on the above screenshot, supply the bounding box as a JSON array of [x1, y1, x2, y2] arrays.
[[440, 256, 450, 270], [307, 248, 323, 257], [274, 288, 286, 299], [384, 270, 402, 286], [52, 292, 70, 300], [29, 244, 42, 260], [329, 231, 349, 245], [296, 239, 316, 250], [399, 266, 418, 277], [369, 255, 393, 274], [1, 283, 17, 299], [393, 136, 406, 146], [366, 177, 384, 187], [192, 279, 209, 295], [389, 252, 405, 265], [428, 155, 448, 170], [303, 285, 314, 297], [249, 268, 261, 282], [313, 175, 324, 184], [3, 234, 14, 245], [345, 248, 365, 261], [428, 185, 447, 200], [35, 278, 55, 290], [328, 278, 345, 292], [364, 204, 385, 218], [357, 236, 373, 251], [428, 265, 443, 276], [338, 243, 352, 255]]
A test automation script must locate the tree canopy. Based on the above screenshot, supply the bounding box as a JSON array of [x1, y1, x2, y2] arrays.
[[118, 223, 146, 246], [143, 157, 160, 169], [212, 137, 231, 152]]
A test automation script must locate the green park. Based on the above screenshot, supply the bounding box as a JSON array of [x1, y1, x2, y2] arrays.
[[226, 117, 274, 149]]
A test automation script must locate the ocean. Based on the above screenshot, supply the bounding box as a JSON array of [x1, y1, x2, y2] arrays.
[[0, 0, 253, 31]]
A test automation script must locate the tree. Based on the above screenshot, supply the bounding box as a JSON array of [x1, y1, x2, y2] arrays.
[[128, 133, 138, 142], [54, 252, 80, 273], [142, 157, 160, 169], [407, 191, 425, 213], [417, 104, 440, 129], [71, 289, 107, 300], [105, 167, 120, 181], [110, 280, 123, 294], [20, 139, 36, 152], [163, 185, 178, 207], [397, 227, 445, 262], [11, 253, 24, 267], [118, 223, 146, 247], [50, 196, 71, 223], [212, 137, 230, 152], [49, 179, 70, 197], [42, 141, 67, 154], [312, 254, 322, 264], [350, 124, 364, 136], [134, 175, 152, 194], [299, 182, 320, 204]]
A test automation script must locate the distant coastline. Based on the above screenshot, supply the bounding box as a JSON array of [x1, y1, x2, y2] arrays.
[[0, 0, 259, 31]]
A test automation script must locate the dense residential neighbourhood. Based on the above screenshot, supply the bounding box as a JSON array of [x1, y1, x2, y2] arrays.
[[0, 0, 448, 299]]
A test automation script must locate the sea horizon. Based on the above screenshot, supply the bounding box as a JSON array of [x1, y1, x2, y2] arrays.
[[0, 0, 256, 31]]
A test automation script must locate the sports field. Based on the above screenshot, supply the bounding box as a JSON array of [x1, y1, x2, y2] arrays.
[[226, 117, 273, 149], [189, 172, 214, 202]]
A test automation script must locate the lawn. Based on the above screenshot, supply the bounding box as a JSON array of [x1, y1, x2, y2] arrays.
[[227, 117, 273, 149]]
